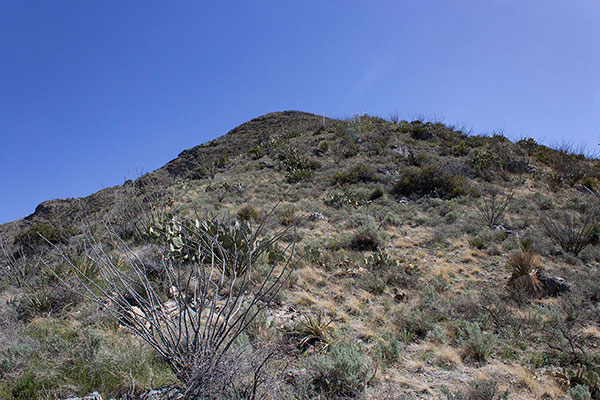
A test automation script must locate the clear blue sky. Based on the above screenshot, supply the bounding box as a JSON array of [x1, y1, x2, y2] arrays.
[[1, 1, 599, 224]]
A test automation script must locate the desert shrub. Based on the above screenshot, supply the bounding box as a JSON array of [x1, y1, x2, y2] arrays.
[[394, 287, 446, 339], [445, 210, 460, 224], [506, 251, 544, 297], [468, 235, 488, 250], [14, 222, 66, 255], [364, 249, 397, 271], [457, 322, 496, 362], [58, 211, 296, 398], [278, 147, 320, 171], [333, 164, 378, 185], [396, 307, 435, 339], [535, 145, 585, 188], [473, 189, 513, 228], [289, 312, 333, 352], [286, 168, 315, 183], [189, 166, 208, 180], [442, 380, 509, 400], [361, 275, 385, 295], [324, 191, 368, 209], [310, 342, 370, 398], [555, 364, 600, 399], [280, 206, 297, 226], [248, 145, 264, 160], [471, 150, 499, 177], [517, 137, 539, 156], [451, 140, 469, 156], [538, 207, 599, 256], [581, 176, 597, 191], [348, 227, 381, 251], [237, 205, 259, 222], [372, 331, 402, 366], [278, 147, 320, 183], [570, 385, 592, 400], [391, 165, 468, 199], [539, 297, 590, 363], [15, 283, 80, 321], [369, 187, 385, 201]]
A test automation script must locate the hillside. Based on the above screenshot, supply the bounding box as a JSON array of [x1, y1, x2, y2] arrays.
[[1, 111, 600, 399]]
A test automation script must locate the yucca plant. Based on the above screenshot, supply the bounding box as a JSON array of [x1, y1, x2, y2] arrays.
[[506, 251, 544, 297], [290, 312, 335, 352]]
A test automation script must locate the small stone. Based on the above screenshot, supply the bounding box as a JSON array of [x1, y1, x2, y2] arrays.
[[308, 212, 325, 221]]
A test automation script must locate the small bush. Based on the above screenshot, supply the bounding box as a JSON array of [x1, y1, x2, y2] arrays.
[[368, 187, 385, 201], [581, 176, 597, 191], [248, 145, 264, 160], [457, 322, 496, 362], [364, 249, 397, 271], [324, 192, 367, 209], [391, 165, 467, 199], [538, 207, 599, 256], [372, 331, 402, 365], [570, 385, 592, 400], [14, 222, 63, 254], [506, 251, 543, 297], [348, 228, 381, 251], [310, 342, 369, 398], [237, 205, 259, 222], [289, 312, 333, 352], [473, 189, 513, 228], [333, 164, 378, 185]]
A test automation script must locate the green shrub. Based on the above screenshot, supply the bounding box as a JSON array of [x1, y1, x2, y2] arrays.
[[278, 147, 320, 183], [189, 166, 208, 180], [364, 249, 397, 271], [570, 385, 592, 400], [361, 276, 385, 295], [372, 331, 402, 365], [451, 141, 469, 156], [14, 222, 63, 253], [311, 342, 369, 398], [368, 187, 385, 201], [333, 164, 378, 185], [248, 145, 264, 160], [391, 165, 467, 199], [324, 192, 367, 209], [457, 322, 496, 362], [581, 176, 597, 191]]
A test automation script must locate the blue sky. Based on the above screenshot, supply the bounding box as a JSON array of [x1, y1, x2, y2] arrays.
[[1, 1, 599, 223]]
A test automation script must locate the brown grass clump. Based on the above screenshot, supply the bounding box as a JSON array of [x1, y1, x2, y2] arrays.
[[506, 251, 543, 297]]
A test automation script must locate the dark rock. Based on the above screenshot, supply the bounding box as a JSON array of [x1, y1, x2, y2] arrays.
[[505, 160, 534, 174], [540, 275, 570, 297]]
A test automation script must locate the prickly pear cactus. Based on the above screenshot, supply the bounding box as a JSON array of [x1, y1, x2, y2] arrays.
[[148, 215, 277, 276]]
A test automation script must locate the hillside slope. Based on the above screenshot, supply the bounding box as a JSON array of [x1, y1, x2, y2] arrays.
[[1, 111, 600, 399]]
